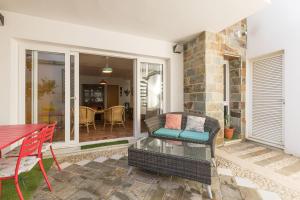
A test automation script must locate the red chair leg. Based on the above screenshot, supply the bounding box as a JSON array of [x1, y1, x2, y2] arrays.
[[50, 146, 61, 171], [14, 176, 24, 200], [0, 180, 2, 198], [38, 160, 52, 191]]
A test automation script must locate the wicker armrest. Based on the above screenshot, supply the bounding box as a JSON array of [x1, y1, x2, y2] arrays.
[[144, 116, 161, 135]]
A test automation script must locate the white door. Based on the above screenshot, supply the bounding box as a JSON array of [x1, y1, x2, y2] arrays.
[[135, 58, 166, 136], [249, 51, 285, 148], [21, 46, 79, 145]]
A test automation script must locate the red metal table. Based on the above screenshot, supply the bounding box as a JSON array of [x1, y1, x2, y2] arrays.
[[0, 124, 47, 156]]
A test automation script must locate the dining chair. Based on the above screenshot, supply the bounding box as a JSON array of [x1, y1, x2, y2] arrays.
[[79, 106, 97, 133], [103, 106, 126, 132], [41, 122, 61, 171], [0, 128, 52, 200]]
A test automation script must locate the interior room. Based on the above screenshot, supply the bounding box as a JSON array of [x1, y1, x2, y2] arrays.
[[78, 53, 134, 142]]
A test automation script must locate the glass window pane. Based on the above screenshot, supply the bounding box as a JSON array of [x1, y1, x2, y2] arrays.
[[37, 52, 65, 142], [140, 62, 163, 132]]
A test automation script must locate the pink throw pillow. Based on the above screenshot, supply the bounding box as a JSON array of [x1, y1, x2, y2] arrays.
[[165, 114, 182, 130]]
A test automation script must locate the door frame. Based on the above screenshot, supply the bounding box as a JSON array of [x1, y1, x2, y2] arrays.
[[17, 40, 168, 147], [246, 50, 285, 148]]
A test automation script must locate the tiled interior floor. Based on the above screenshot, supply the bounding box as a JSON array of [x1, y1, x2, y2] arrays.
[[79, 120, 134, 142], [33, 154, 281, 200], [52, 120, 134, 142]]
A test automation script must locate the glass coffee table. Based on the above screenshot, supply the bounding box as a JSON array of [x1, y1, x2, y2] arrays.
[[128, 137, 213, 199]]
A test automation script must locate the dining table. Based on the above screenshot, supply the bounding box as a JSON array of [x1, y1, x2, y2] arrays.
[[0, 124, 47, 157]]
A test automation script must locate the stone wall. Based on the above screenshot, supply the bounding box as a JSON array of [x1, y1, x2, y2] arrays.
[[229, 58, 242, 134], [183, 20, 247, 146], [184, 32, 206, 113]]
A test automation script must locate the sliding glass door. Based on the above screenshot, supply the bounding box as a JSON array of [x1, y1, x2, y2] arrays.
[[24, 49, 79, 143], [138, 61, 165, 133]]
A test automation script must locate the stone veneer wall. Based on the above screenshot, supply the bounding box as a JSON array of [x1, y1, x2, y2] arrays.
[[184, 32, 206, 113], [183, 20, 247, 146], [229, 58, 242, 135]]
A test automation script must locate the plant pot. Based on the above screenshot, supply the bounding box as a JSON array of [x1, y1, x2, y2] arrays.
[[224, 128, 235, 139]]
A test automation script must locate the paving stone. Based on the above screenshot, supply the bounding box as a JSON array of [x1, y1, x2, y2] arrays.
[[254, 154, 286, 166], [52, 183, 78, 199], [66, 189, 101, 200], [32, 190, 60, 200], [111, 154, 123, 160], [125, 180, 152, 199], [276, 160, 300, 176], [144, 184, 166, 200], [257, 189, 281, 200], [182, 190, 203, 200], [78, 179, 114, 198], [239, 148, 272, 159], [221, 184, 243, 200], [108, 191, 132, 200], [93, 156, 107, 163], [217, 168, 233, 176], [51, 170, 76, 182], [234, 177, 258, 189], [76, 159, 91, 166], [33, 151, 283, 200], [220, 175, 236, 185], [103, 158, 118, 166], [60, 162, 72, 169], [239, 187, 261, 200]]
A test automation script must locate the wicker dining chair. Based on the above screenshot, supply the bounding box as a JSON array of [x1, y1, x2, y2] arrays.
[[103, 106, 126, 132], [79, 106, 97, 133]]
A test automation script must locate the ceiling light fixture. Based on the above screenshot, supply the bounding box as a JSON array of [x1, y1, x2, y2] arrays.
[[102, 56, 113, 73], [99, 79, 108, 85]]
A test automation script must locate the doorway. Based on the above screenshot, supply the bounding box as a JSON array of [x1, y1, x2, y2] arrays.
[[79, 53, 134, 142], [21, 42, 166, 146], [107, 85, 119, 108]]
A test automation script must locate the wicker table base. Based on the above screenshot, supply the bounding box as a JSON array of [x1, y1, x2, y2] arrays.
[[128, 137, 213, 199]]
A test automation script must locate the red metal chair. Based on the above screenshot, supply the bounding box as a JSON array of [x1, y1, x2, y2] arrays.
[[0, 128, 52, 200], [41, 122, 61, 171]]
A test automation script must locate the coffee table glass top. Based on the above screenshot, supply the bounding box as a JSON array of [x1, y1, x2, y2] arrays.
[[131, 137, 211, 162]]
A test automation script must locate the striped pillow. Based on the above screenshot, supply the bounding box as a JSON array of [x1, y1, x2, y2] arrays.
[[185, 115, 206, 132]]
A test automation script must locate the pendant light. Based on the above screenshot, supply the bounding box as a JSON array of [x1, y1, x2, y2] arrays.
[[102, 56, 113, 73], [99, 79, 108, 85]]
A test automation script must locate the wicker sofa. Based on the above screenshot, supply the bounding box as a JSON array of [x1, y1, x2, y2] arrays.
[[144, 112, 221, 161]]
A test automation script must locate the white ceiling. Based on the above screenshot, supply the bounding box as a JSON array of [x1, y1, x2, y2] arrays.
[[0, 0, 270, 42], [79, 54, 133, 80]]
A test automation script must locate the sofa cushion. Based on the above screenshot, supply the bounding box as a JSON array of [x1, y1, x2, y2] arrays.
[[179, 130, 209, 142], [185, 115, 206, 132], [164, 114, 182, 130], [154, 128, 182, 138]]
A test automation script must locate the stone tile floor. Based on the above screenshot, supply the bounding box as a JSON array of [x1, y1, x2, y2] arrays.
[[33, 152, 281, 200], [218, 141, 300, 200]]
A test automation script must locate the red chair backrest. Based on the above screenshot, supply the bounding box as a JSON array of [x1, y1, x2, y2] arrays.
[[15, 128, 46, 174], [43, 122, 57, 144]]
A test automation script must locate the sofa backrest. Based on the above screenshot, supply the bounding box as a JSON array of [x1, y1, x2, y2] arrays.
[[159, 112, 219, 133]]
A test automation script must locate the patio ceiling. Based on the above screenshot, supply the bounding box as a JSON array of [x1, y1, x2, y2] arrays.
[[0, 0, 270, 42]]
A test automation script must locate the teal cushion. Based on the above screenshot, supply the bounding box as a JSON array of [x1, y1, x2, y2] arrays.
[[153, 128, 182, 138], [179, 130, 209, 142]]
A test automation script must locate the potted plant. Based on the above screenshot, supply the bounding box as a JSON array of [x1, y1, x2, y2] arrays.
[[224, 114, 235, 139]]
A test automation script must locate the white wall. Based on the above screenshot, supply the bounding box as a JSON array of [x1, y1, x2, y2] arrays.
[[0, 10, 184, 124], [247, 0, 300, 156]]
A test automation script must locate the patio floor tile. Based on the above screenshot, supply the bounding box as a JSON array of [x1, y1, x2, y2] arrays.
[[33, 155, 281, 200]]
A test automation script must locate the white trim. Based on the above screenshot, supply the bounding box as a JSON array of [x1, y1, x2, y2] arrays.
[[16, 39, 169, 147]]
